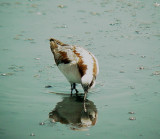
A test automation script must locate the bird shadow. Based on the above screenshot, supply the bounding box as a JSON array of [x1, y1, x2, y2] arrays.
[[48, 95, 98, 131]]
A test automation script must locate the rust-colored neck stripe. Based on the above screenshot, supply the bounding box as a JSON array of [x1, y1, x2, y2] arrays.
[[73, 47, 87, 77]]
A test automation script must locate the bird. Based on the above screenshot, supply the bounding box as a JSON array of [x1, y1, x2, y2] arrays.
[[50, 38, 99, 100]]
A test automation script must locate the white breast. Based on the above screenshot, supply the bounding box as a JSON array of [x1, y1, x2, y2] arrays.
[[58, 62, 81, 84]]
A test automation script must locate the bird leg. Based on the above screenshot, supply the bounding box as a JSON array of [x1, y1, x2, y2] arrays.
[[73, 83, 79, 95], [71, 83, 79, 95], [71, 84, 74, 96]]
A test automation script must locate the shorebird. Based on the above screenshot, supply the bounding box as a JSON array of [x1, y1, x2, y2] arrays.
[[50, 38, 99, 100]]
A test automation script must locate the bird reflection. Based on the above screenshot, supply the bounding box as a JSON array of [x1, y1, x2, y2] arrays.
[[49, 95, 98, 130]]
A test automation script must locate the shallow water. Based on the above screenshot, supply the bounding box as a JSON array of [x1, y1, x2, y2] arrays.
[[0, 0, 160, 138]]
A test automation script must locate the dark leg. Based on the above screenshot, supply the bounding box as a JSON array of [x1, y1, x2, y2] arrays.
[[71, 83, 79, 95], [73, 83, 79, 94], [71, 83, 74, 96]]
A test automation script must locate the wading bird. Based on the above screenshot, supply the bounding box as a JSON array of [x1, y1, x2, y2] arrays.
[[50, 38, 99, 100]]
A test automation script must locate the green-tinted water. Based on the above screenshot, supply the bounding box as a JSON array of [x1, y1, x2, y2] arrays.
[[0, 0, 160, 138]]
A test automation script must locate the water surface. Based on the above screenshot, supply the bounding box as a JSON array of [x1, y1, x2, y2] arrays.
[[0, 0, 160, 138]]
